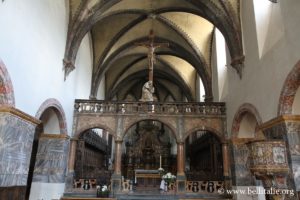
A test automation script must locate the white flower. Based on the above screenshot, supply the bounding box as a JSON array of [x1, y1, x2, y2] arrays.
[[162, 172, 176, 182], [101, 185, 108, 192]]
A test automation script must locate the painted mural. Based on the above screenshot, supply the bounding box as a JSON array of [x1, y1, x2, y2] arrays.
[[33, 137, 69, 183]]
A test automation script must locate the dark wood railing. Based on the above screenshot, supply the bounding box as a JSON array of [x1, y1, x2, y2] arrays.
[[74, 100, 226, 116]]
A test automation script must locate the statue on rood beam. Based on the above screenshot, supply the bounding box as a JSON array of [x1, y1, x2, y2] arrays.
[[140, 80, 155, 102]]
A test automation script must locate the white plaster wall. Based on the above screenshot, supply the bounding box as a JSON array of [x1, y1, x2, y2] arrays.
[[215, 29, 228, 101], [41, 109, 60, 134], [29, 182, 65, 200], [196, 75, 201, 101], [292, 87, 300, 115], [199, 78, 205, 102], [0, 1, 94, 199], [0, 0, 93, 134], [211, 31, 219, 101], [226, 0, 300, 134], [238, 113, 256, 138], [97, 75, 106, 99]]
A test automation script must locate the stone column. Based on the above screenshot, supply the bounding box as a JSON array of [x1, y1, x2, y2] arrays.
[[65, 138, 77, 191], [114, 140, 122, 175], [177, 142, 185, 176], [68, 138, 77, 173], [176, 142, 186, 193], [222, 142, 229, 177], [111, 140, 123, 194], [222, 142, 231, 190]]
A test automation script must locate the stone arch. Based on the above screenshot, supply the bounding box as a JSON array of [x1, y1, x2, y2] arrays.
[[184, 126, 225, 143], [231, 103, 263, 138], [122, 118, 177, 141], [278, 60, 300, 115], [74, 123, 116, 140], [35, 98, 68, 134], [0, 58, 15, 106]]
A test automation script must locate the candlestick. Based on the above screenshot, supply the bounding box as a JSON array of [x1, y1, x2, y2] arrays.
[[160, 155, 162, 168]]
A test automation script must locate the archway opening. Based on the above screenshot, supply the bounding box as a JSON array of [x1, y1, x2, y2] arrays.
[[27, 106, 63, 200], [238, 112, 257, 138], [122, 120, 177, 190], [185, 130, 223, 181], [40, 107, 61, 134], [74, 128, 113, 188]]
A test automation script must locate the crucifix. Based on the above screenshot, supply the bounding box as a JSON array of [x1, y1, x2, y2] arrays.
[[136, 29, 169, 101], [136, 29, 169, 82]]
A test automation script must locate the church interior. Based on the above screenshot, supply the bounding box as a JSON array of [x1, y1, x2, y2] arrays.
[[0, 0, 300, 200]]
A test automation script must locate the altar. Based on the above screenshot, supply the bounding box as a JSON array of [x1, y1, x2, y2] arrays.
[[134, 169, 161, 189]]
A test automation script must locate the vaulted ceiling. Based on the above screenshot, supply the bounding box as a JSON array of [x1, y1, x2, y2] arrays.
[[64, 0, 244, 102]]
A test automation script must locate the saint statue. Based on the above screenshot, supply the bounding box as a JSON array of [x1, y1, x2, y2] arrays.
[[140, 81, 155, 101]]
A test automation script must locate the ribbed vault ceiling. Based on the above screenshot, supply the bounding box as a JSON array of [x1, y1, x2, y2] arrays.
[[64, 0, 243, 102]]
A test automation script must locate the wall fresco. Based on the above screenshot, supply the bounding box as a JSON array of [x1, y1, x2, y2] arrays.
[[231, 143, 254, 186], [286, 121, 300, 191], [32, 137, 69, 183]]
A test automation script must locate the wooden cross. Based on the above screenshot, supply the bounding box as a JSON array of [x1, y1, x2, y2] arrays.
[[136, 29, 169, 82]]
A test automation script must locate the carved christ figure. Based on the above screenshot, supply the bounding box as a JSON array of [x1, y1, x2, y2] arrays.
[[136, 29, 169, 101], [136, 29, 169, 82]]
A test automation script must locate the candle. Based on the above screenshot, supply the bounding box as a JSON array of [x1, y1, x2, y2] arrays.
[[160, 155, 162, 168]]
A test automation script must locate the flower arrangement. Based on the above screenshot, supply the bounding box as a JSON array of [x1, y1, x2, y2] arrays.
[[162, 172, 176, 184], [96, 184, 109, 197], [158, 167, 164, 175]]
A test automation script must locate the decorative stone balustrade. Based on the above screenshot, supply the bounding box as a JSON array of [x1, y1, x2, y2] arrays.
[[74, 100, 226, 116]]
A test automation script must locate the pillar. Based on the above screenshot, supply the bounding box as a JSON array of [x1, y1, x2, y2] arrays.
[[65, 138, 77, 192], [68, 138, 77, 173], [222, 143, 229, 177], [114, 140, 122, 175], [222, 142, 231, 190], [111, 140, 123, 194], [176, 142, 186, 193], [177, 142, 185, 176]]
